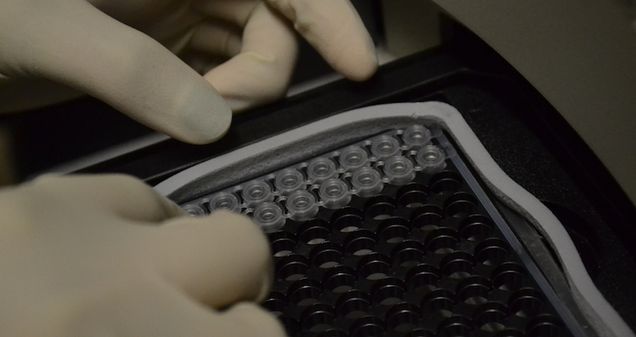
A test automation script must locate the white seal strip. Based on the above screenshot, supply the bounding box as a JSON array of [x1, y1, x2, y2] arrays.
[[155, 102, 633, 337]]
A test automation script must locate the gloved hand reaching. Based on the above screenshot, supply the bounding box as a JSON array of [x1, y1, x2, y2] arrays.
[[0, 0, 377, 144], [0, 174, 285, 337]]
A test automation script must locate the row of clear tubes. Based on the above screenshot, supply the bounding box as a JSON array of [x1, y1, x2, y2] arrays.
[[182, 125, 448, 232]]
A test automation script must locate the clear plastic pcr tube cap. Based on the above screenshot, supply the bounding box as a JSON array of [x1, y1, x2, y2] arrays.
[[253, 202, 286, 233], [319, 178, 352, 209], [208, 192, 241, 213], [183, 204, 206, 216], [275, 168, 306, 195], [339, 145, 369, 171], [402, 125, 432, 148], [351, 167, 384, 197], [383, 156, 416, 185], [286, 190, 319, 221], [307, 157, 337, 183], [241, 180, 274, 207], [416, 145, 447, 174], [370, 134, 401, 159]]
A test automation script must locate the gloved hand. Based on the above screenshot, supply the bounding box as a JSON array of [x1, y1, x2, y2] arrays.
[[0, 0, 377, 144], [0, 174, 285, 337]]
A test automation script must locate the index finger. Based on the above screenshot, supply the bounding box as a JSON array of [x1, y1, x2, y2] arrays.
[[147, 211, 273, 308], [28, 174, 183, 222], [266, 0, 378, 81]]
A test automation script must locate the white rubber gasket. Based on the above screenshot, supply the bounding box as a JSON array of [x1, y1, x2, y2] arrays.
[[155, 102, 633, 337]]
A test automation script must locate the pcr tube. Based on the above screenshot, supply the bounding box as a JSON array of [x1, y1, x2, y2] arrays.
[[253, 202, 286, 233], [208, 192, 241, 212], [339, 146, 369, 171], [286, 190, 319, 221], [351, 167, 384, 197], [274, 168, 306, 194], [183, 204, 206, 216], [241, 180, 274, 207], [307, 157, 337, 183], [319, 178, 352, 209], [383, 156, 416, 185], [416, 145, 447, 174], [402, 125, 432, 148], [370, 135, 401, 159]]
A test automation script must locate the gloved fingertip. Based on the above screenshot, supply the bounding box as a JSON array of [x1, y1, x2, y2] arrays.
[[225, 97, 254, 113], [341, 44, 379, 82], [174, 93, 233, 145], [345, 58, 378, 82]]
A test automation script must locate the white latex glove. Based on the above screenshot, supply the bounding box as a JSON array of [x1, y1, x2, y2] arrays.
[[0, 0, 377, 144], [0, 174, 285, 337]]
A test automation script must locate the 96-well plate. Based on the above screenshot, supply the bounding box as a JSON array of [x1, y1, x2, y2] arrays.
[[180, 124, 574, 337]]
